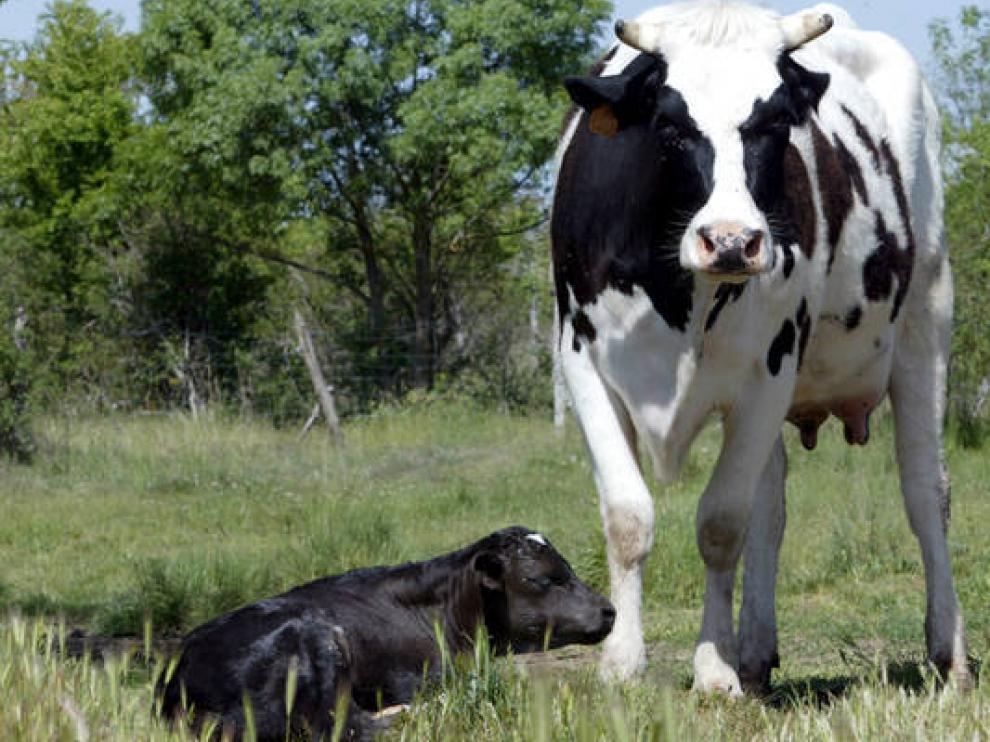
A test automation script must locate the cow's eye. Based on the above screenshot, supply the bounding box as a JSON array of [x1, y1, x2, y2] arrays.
[[524, 576, 552, 591]]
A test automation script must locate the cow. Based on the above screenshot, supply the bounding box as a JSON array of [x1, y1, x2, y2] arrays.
[[155, 526, 614, 740], [552, 1, 972, 695]]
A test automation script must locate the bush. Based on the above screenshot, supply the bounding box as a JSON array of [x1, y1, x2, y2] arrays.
[[0, 333, 33, 463]]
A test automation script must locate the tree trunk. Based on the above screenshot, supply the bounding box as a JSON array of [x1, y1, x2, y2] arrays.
[[412, 218, 435, 390], [13, 306, 27, 352], [293, 308, 343, 445], [354, 224, 389, 389]]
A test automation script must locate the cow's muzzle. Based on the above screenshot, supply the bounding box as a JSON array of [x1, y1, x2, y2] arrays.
[[696, 224, 768, 277]]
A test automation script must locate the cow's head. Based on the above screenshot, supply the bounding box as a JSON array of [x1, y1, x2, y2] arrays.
[[473, 527, 614, 652], [564, 4, 831, 281]]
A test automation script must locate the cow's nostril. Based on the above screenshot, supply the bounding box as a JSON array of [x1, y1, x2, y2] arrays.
[[744, 231, 763, 259], [698, 227, 717, 254]]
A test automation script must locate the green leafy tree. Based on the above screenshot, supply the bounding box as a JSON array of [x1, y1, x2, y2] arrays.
[[930, 6, 990, 442], [139, 0, 608, 392], [0, 1, 137, 401]]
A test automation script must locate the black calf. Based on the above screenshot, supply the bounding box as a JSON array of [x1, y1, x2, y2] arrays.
[[155, 526, 614, 740]]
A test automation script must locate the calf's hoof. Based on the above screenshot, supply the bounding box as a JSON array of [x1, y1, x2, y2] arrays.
[[693, 642, 743, 698]]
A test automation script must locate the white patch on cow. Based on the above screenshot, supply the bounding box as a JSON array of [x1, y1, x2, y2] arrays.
[[526, 533, 547, 547]]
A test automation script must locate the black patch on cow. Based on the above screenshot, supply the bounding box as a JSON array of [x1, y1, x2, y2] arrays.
[[795, 298, 812, 370], [834, 135, 868, 204], [878, 139, 915, 320], [781, 244, 796, 278], [571, 310, 597, 348], [783, 144, 816, 259], [704, 282, 746, 332], [810, 120, 854, 272], [767, 318, 796, 376], [555, 53, 703, 332], [741, 57, 827, 266], [863, 211, 913, 321], [844, 305, 863, 330], [842, 105, 881, 169]]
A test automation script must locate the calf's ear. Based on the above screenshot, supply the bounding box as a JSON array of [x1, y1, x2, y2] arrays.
[[473, 552, 505, 591]]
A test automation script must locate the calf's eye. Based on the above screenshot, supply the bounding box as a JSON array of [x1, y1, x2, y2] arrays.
[[524, 576, 552, 591]]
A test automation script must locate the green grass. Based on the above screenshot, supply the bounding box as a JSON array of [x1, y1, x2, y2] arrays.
[[1, 401, 988, 738]]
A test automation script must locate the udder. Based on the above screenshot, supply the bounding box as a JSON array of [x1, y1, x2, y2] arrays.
[[786, 394, 882, 450]]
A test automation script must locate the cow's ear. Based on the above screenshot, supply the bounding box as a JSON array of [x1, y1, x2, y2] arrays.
[[564, 55, 663, 138], [779, 55, 830, 123], [564, 74, 634, 112], [473, 552, 505, 591]]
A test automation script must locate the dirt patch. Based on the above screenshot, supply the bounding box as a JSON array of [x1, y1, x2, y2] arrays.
[[55, 629, 182, 663]]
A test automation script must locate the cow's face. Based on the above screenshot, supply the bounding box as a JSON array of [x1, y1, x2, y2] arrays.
[[564, 8, 829, 282], [474, 530, 614, 652]]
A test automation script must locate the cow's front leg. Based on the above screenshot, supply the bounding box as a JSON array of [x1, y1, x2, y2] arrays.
[[693, 389, 790, 696], [561, 321, 654, 680]]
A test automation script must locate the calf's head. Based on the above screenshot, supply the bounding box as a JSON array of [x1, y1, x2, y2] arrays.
[[472, 527, 614, 652], [564, 4, 832, 281]]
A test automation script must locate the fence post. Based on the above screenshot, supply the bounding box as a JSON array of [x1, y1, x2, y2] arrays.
[[293, 308, 343, 446]]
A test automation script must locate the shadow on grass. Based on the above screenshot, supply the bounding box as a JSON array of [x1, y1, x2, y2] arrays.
[[766, 657, 982, 710]]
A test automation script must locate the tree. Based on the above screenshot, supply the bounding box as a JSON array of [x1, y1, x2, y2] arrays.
[[139, 0, 608, 392], [0, 1, 138, 401], [930, 6, 990, 441]]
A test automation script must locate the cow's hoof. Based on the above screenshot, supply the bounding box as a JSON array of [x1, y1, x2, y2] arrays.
[[693, 642, 743, 698], [599, 635, 646, 681], [739, 650, 778, 696], [947, 664, 975, 693]]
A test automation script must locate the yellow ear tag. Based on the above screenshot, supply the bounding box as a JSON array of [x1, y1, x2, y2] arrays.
[[588, 105, 619, 138]]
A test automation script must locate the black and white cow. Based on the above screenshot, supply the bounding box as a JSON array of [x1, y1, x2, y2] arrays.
[[553, 1, 971, 694], [155, 527, 614, 740]]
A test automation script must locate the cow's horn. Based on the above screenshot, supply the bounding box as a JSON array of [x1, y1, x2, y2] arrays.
[[781, 11, 834, 50], [615, 19, 663, 54]]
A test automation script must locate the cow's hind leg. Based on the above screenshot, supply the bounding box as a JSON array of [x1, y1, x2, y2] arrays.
[[889, 267, 971, 688], [561, 321, 654, 680], [738, 436, 786, 694]]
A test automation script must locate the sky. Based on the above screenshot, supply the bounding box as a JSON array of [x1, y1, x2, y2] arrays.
[[612, 0, 984, 71], [0, 0, 983, 72]]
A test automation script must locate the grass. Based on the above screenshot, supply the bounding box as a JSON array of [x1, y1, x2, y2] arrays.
[[0, 399, 988, 738]]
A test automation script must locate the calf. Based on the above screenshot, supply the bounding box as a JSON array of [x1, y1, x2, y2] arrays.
[[155, 526, 614, 740]]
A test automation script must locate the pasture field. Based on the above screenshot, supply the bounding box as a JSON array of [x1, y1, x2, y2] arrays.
[[1, 401, 988, 739]]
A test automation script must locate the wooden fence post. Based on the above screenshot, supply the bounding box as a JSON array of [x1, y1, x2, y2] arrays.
[[293, 308, 343, 445]]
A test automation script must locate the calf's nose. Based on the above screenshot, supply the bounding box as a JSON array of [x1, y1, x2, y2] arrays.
[[601, 603, 616, 631]]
